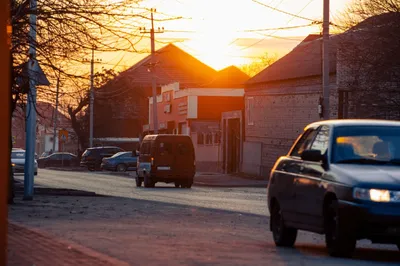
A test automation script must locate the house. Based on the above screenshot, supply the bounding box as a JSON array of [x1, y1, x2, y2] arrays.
[[143, 66, 249, 172], [12, 102, 77, 156], [94, 44, 219, 140], [243, 13, 400, 178]]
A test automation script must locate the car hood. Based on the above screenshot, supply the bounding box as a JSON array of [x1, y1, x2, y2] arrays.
[[331, 164, 400, 189]]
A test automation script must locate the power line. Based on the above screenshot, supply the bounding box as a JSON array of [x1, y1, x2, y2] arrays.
[[242, 23, 320, 32], [251, 0, 321, 23], [240, 0, 316, 51]]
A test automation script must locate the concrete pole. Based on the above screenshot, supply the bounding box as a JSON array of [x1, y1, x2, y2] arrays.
[[89, 47, 94, 147], [52, 74, 60, 152], [151, 9, 158, 134], [322, 0, 330, 120], [24, 0, 38, 200]]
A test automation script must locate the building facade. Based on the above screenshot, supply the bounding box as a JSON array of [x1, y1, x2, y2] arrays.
[[143, 82, 245, 172]]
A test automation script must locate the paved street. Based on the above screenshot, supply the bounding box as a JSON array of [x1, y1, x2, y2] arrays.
[[9, 170, 400, 265]]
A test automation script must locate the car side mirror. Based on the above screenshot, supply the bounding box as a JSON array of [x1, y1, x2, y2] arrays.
[[301, 149, 324, 162]]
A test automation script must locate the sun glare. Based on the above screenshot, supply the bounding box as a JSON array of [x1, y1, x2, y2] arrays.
[[120, 0, 351, 70]]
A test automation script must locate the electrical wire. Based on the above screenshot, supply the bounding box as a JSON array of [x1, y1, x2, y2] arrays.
[[251, 0, 321, 23]]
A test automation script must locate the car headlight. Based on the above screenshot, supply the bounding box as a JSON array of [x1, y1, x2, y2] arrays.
[[353, 187, 400, 203], [11, 163, 15, 167]]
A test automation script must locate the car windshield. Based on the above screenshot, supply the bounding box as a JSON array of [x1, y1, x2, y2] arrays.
[[11, 151, 25, 159], [332, 125, 400, 165]]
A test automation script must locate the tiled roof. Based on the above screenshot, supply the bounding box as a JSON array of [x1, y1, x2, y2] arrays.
[[201, 66, 250, 88], [246, 34, 338, 85], [103, 44, 218, 94], [246, 13, 400, 86]]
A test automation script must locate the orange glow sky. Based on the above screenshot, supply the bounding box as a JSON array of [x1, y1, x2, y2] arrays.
[[100, 0, 351, 71]]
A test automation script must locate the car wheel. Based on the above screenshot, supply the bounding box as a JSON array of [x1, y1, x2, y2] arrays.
[[144, 175, 155, 188], [135, 176, 142, 187], [396, 243, 400, 251], [325, 200, 356, 257], [270, 202, 297, 247], [34, 172, 38, 176], [174, 182, 181, 188], [116, 164, 127, 172], [88, 166, 95, 171]]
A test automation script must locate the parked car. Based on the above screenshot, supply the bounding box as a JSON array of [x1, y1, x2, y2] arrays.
[[80, 146, 124, 171], [136, 134, 195, 188], [267, 119, 400, 257], [101, 151, 138, 172], [37, 152, 79, 168], [11, 149, 38, 175]]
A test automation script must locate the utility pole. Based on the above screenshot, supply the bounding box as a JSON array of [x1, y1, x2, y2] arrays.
[[24, 0, 38, 200], [322, 0, 330, 120], [89, 47, 94, 147], [84, 46, 102, 147], [140, 8, 164, 134], [53, 71, 60, 152]]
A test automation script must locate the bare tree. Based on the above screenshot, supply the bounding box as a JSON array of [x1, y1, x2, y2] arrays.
[[337, 0, 400, 29], [10, 0, 184, 150], [336, 1, 400, 119], [65, 68, 117, 150], [239, 52, 278, 77]]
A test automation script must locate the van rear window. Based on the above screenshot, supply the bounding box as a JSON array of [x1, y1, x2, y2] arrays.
[[140, 142, 151, 155]]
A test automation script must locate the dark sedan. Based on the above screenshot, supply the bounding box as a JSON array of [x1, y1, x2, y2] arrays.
[[37, 152, 79, 168], [267, 119, 400, 258], [101, 151, 138, 172]]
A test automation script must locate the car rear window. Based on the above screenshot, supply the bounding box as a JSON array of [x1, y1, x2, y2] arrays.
[[11, 152, 25, 158]]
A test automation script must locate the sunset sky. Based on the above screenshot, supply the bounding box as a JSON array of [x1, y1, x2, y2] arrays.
[[99, 0, 352, 72]]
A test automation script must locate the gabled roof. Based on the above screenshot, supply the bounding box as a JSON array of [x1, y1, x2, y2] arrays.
[[200, 66, 249, 88], [104, 44, 218, 93], [246, 34, 338, 85]]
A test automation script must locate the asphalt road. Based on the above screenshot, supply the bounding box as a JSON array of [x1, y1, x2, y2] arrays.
[[10, 170, 400, 265], [15, 169, 269, 216]]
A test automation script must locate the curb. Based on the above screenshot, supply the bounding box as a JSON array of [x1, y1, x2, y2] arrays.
[[193, 181, 268, 188], [14, 187, 101, 197]]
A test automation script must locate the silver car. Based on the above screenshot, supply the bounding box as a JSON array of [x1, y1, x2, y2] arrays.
[[11, 149, 38, 176]]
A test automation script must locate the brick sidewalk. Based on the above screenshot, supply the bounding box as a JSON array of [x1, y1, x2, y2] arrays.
[[7, 222, 129, 266]]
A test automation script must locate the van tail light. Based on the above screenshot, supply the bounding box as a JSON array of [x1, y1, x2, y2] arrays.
[[151, 157, 154, 166]]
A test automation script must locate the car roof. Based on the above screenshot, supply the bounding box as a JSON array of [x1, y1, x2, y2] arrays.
[[143, 134, 192, 141], [305, 119, 400, 130], [87, 146, 121, 150]]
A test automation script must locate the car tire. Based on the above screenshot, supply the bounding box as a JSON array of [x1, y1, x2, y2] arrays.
[[88, 166, 95, 172], [396, 243, 400, 251], [174, 182, 181, 188], [34, 172, 38, 176], [116, 164, 127, 172], [144, 175, 155, 188], [135, 176, 142, 187], [325, 200, 356, 258], [270, 202, 297, 247]]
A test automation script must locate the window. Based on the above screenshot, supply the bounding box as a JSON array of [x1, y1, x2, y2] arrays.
[[159, 142, 172, 155], [247, 97, 254, 126], [197, 133, 204, 145], [140, 142, 151, 155], [205, 133, 213, 145], [177, 143, 189, 155], [310, 125, 330, 155], [290, 129, 318, 157], [214, 132, 221, 144]]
